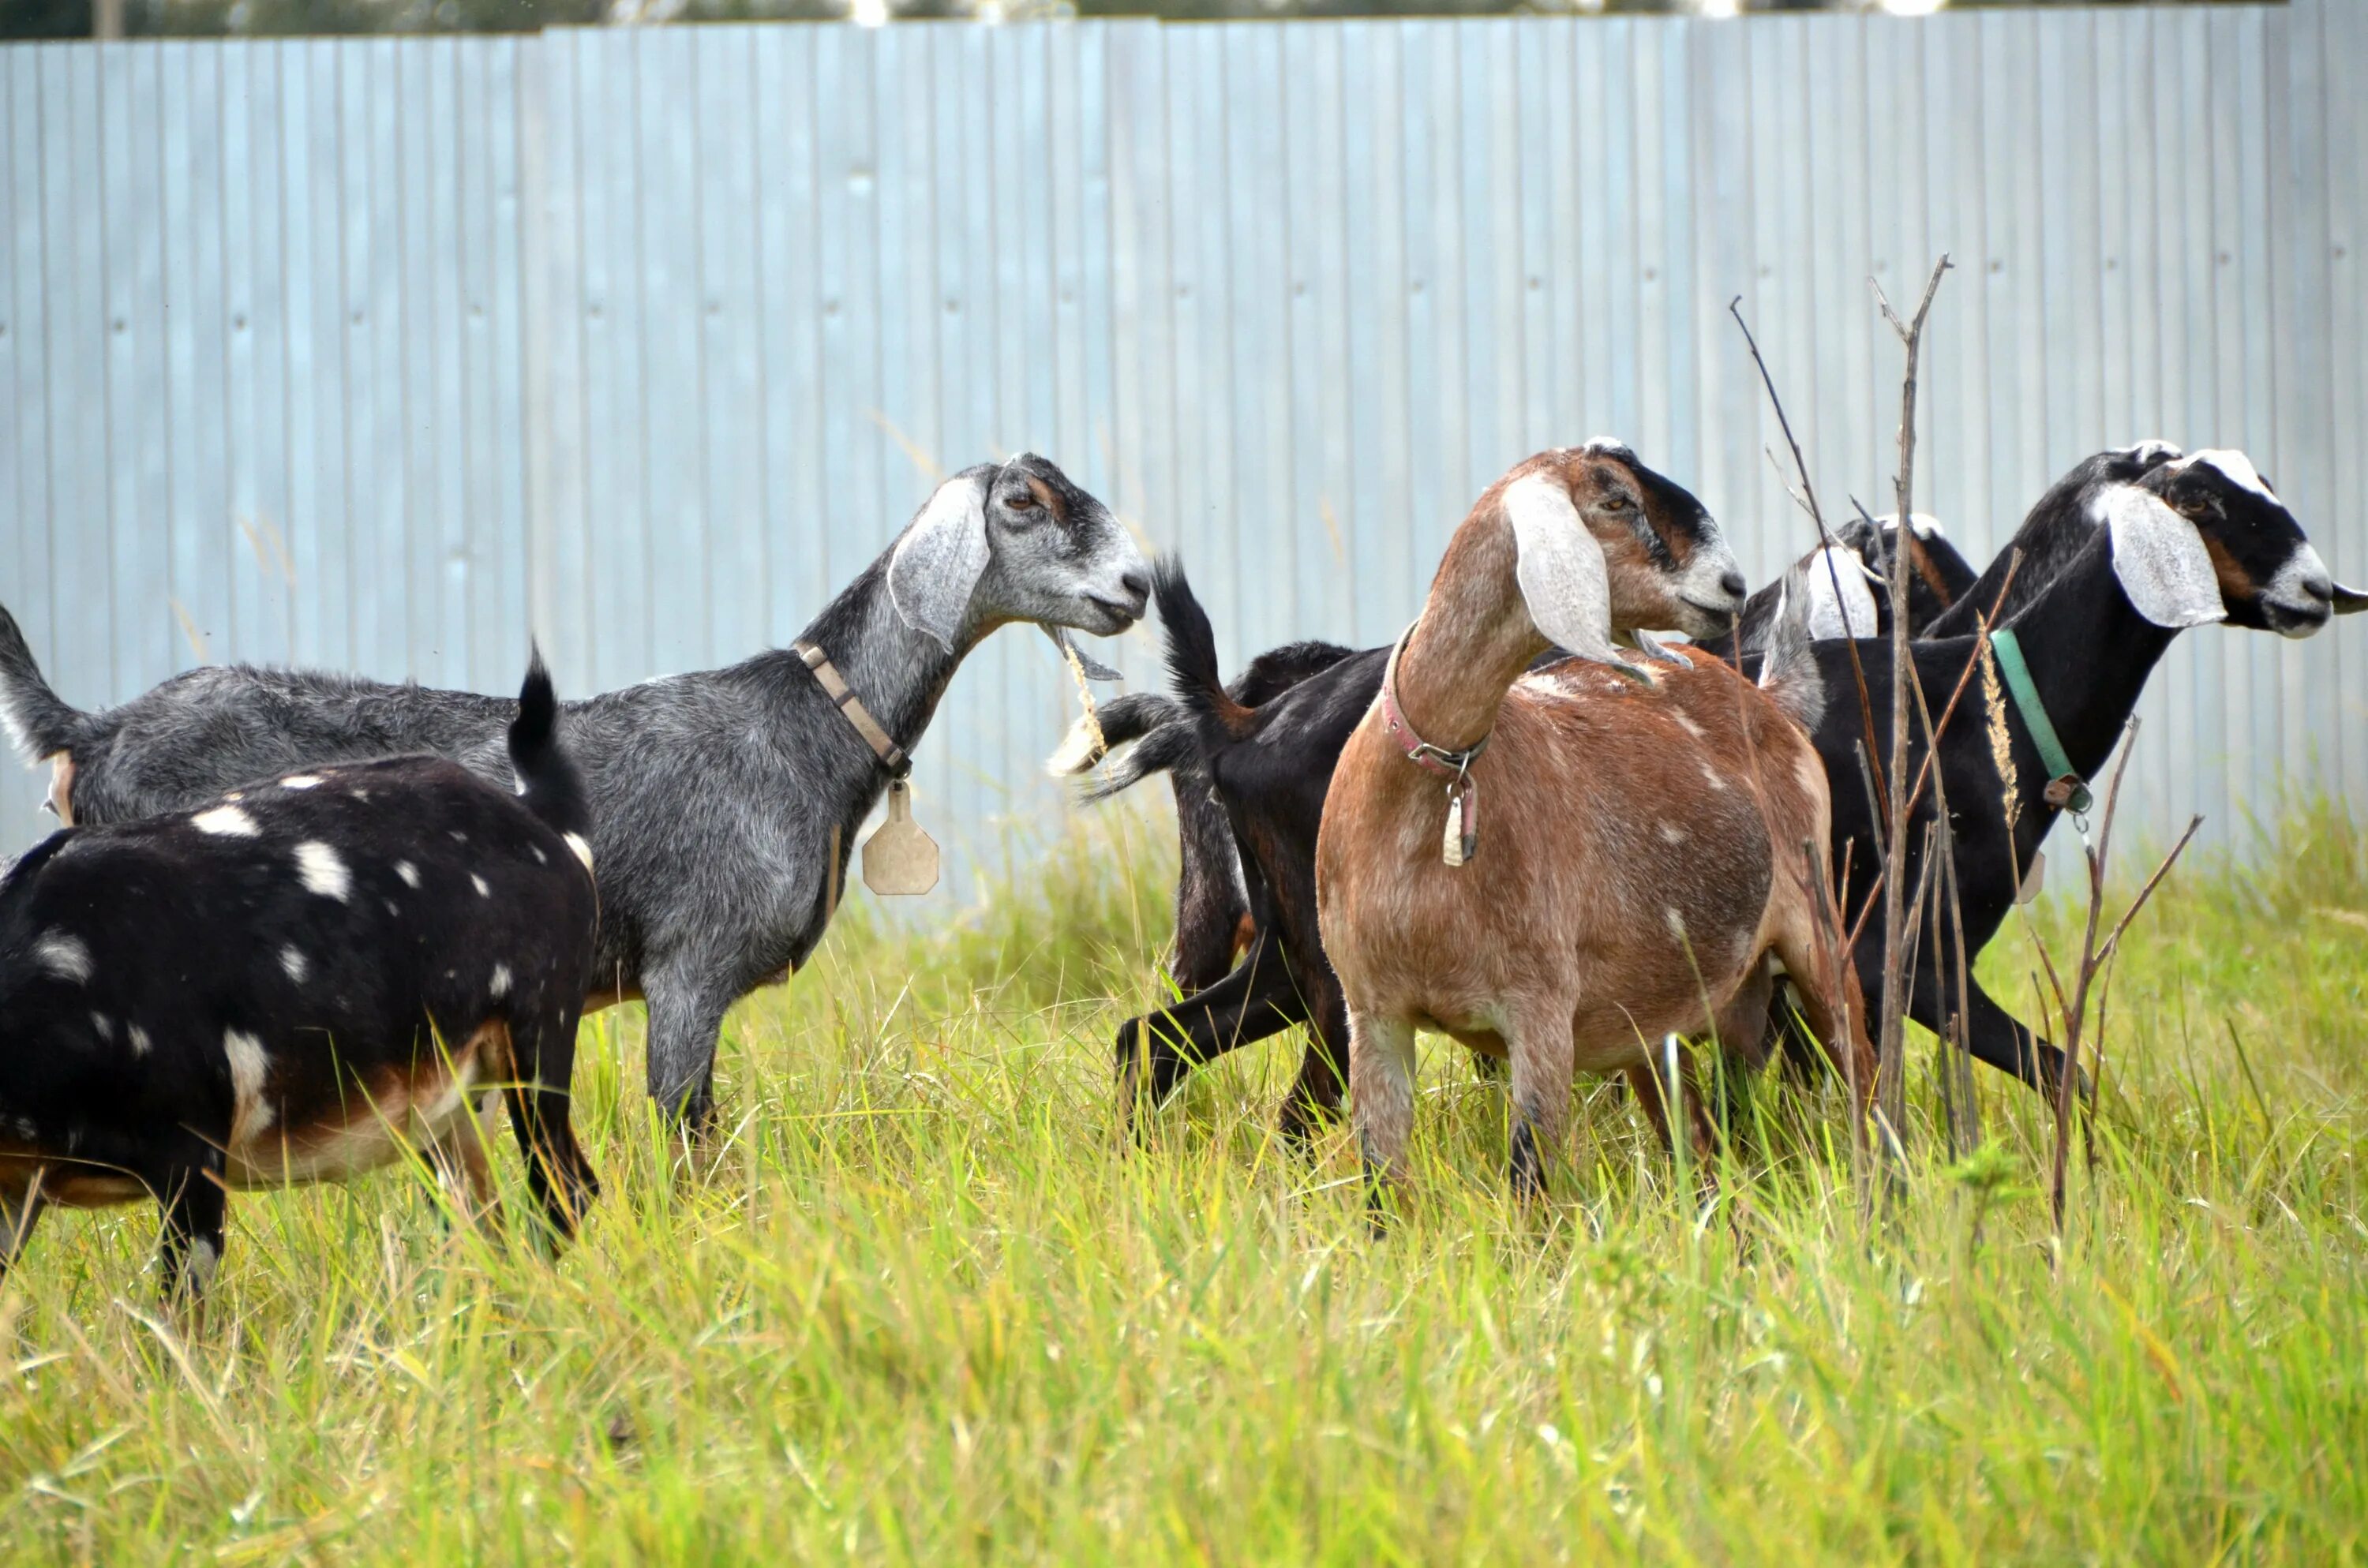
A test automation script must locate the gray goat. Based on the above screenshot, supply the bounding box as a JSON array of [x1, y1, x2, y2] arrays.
[[0, 455, 1150, 1131]]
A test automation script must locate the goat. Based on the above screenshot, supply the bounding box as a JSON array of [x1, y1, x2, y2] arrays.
[[1807, 446, 2366, 1093], [1713, 511, 1975, 658], [0, 658, 598, 1301], [1103, 442, 1748, 1137], [1047, 641, 1353, 994], [0, 455, 1149, 1132], [1312, 453, 1872, 1204]]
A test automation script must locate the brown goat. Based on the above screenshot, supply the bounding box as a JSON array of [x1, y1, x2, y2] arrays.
[[1314, 447, 1875, 1208]]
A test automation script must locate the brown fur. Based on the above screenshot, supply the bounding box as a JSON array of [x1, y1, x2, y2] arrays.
[[1317, 459, 1874, 1203]]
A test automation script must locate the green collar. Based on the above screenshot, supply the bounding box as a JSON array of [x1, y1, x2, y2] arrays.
[[1988, 627, 2093, 817]]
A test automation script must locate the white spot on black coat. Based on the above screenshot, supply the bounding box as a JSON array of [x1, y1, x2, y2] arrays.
[[295, 841, 352, 902], [193, 804, 260, 837], [35, 933, 92, 984]]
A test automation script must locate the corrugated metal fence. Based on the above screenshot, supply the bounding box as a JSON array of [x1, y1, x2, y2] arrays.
[[6, 2, 2364, 893]]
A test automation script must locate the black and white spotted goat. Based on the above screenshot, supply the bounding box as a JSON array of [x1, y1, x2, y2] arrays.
[[0, 455, 1148, 1133], [0, 658, 599, 1301]]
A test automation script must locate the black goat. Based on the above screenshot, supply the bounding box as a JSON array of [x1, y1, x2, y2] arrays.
[[0, 660, 599, 1301], [1047, 641, 1354, 994], [1714, 511, 1977, 659], [1815, 448, 2364, 1089]]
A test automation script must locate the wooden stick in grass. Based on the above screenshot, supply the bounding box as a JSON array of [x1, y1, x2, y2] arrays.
[[1871, 255, 1952, 1140]]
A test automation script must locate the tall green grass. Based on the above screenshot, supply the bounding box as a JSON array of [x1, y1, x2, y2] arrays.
[[2, 804, 2364, 1562]]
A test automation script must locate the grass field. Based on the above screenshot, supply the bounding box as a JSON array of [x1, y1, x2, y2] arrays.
[[2, 802, 2365, 1563]]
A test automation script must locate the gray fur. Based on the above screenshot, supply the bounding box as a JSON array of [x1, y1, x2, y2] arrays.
[[0, 454, 1148, 1129], [1753, 560, 1830, 733]]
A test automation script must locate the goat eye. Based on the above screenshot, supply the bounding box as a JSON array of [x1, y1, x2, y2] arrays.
[[1006, 492, 1039, 512]]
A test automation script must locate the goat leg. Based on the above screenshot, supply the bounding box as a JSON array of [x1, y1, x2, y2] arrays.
[[1506, 1009, 1577, 1203], [1946, 971, 2085, 1098], [1350, 1011, 1419, 1233], [0, 1178, 44, 1284], [505, 1005, 602, 1249], [1275, 964, 1352, 1144], [154, 1143, 229, 1307], [1116, 934, 1310, 1131]]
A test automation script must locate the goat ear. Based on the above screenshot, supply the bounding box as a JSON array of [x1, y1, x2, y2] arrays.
[[888, 470, 994, 652], [1504, 473, 1629, 669], [1803, 544, 1881, 640], [2102, 485, 2226, 629]]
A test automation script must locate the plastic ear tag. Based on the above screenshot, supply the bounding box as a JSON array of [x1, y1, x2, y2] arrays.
[[1441, 784, 1478, 868], [2015, 848, 2045, 906], [862, 779, 940, 896]]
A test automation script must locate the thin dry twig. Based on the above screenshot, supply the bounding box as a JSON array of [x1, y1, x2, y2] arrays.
[[1729, 297, 1890, 836], [1872, 254, 1953, 1141]]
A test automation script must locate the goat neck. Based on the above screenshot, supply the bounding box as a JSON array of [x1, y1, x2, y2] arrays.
[[781, 557, 972, 774], [1987, 533, 2176, 784], [1390, 515, 1549, 754]]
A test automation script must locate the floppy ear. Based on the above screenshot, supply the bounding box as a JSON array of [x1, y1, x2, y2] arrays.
[[1803, 544, 1881, 640], [1504, 473, 1627, 668], [888, 470, 993, 651], [2101, 485, 2225, 629]]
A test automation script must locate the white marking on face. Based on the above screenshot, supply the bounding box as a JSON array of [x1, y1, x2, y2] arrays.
[[2179, 448, 2277, 503], [224, 1027, 273, 1140], [490, 964, 512, 998], [295, 841, 351, 902], [279, 774, 324, 790], [1673, 715, 1705, 741], [280, 946, 309, 984], [1658, 822, 1687, 846], [193, 804, 260, 837], [448, 830, 467, 844], [2264, 543, 2337, 638], [128, 1024, 152, 1057], [564, 833, 594, 872], [1699, 762, 1729, 792], [395, 860, 421, 889], [89, 1011, 113, 1041], [35, 933, 92, 984], [1803, 546, 1881, 640], [470, 874, 490, 898]]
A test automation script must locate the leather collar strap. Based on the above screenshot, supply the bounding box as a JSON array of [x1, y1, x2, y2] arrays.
[[794, 640, 911, 778], [1988, 627, 2092, 816], [1380, 623, 1488, 780]]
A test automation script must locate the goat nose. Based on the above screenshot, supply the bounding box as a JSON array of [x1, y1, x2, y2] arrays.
[[1120, 569, 1151, 605], [1719, 568, 1747, 603]]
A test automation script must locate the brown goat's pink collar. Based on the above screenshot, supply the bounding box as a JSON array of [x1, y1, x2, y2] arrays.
[[1380, 624, 1486, 866]]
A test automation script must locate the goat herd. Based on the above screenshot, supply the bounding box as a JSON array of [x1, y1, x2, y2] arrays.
[[0, 438, 2355, 1297]]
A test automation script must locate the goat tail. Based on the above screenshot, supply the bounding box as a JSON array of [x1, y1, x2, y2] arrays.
[[506, 646, 594, 851], [1078, 712, 1205, 806], [1046, 690, 1179, 779], [1154, 556, 1254, 739], [1755, 562, 1830, 734], [0, 604, 86, 763]]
